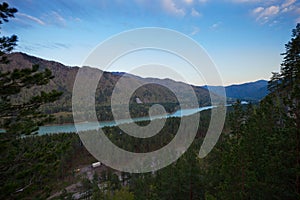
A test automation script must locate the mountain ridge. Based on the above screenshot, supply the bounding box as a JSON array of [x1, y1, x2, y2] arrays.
[[202, 80, 269, 101], [0, 52, 214, 123], [1, 52, 269, 123]]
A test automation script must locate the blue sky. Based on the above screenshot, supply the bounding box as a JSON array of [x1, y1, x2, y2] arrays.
[[3, 0, 300, 85]]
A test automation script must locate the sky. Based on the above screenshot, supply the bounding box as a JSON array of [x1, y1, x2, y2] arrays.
[[2, 0, 300, 86]]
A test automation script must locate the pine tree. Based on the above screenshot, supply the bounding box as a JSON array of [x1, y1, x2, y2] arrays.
[[281, 23, 300, 196], [280, 24, 300, 88], [268, 72, 281, 93], [0, 2, 17, 64], [270, 23, 300, 195], [0, 2, 62, 139]]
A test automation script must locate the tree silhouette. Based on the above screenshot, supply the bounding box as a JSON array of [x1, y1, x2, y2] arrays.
[[0, 2, 62, 139]]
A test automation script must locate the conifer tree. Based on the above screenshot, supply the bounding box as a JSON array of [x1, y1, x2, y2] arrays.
[[270, 23, 300, 194], [280, 23, 300, 195], [0, 2, 62, 139]]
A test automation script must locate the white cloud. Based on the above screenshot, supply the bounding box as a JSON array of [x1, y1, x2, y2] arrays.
[[280, 0, 298, 13], [190, 26, 200, 35], [253, 5, 279, 23], [211, 24, 218, 29], [210, 22, 221, 30], [281, 0, 296, 8], [191, 8, 201, 17], [237, 0, 299, 25], [17, 13, 45, 26], [74, 17, 81, 22], [263, 5, 279, 16], [269, 20, 278, 27], [232, 0, 262, 3], [183, 0, 194, 4], [51, 11, 66, 27], [281, 7, 289, 13], [253, 7, 264, 14], [162, 0, 186, 16]]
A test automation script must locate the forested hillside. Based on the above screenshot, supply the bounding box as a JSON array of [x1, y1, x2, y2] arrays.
[[1, 52, 215, 123]]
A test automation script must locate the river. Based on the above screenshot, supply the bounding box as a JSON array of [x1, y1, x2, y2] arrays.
[[2, 102, 249, 135], [38, 105, 217, 135]]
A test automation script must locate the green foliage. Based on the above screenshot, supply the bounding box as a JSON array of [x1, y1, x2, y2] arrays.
[[0, 2, 17, 24], [0, 2, 62, 138], [0, 133, 81, 200], [108, 187, 134, 200], [0, 2, 17, 64], [280, 23, 300, 88], [0, 65, 62, 137], [203, 99, 299, 199], [152, 140, 205, 200], [267, 23, 300, 196], [202, 24, 300, 199]]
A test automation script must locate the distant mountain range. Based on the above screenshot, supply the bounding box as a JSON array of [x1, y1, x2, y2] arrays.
[[1, 52, 269, 119], [202, 80, 269, 101], [224, 80, 268, 100]]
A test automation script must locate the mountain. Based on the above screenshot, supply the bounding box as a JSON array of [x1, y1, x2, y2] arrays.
[[0, 52, 216, 123], [1, 52, 268, 123], [1, 52, 214, 104], [203, 80, 269, 101], [225, 80, 268, 100]]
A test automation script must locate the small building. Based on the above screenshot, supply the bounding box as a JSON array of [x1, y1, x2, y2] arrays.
[[92, 162, 101, 168], [136, 97, 143, 104]]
